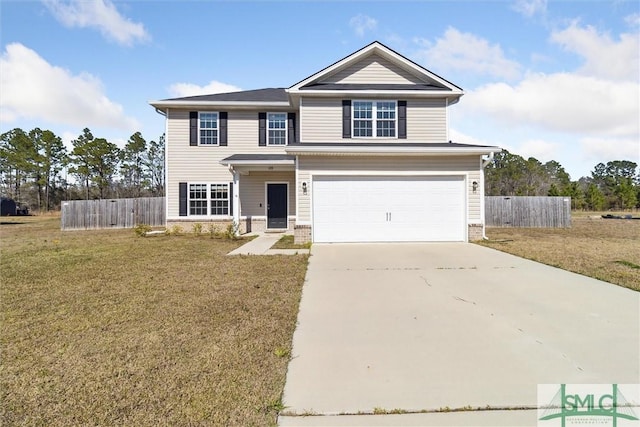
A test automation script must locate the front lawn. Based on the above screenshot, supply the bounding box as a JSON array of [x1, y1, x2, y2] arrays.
[[0, 216, 308, 426], [477, 214, 640, 291]]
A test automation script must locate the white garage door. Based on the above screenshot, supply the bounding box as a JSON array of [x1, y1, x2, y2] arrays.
[[313, 176, 466, 243]]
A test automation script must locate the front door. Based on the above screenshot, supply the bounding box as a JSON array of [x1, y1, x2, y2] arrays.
[[267, 183, 288, 229]]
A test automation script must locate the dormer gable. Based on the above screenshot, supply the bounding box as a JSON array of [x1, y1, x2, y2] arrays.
[[287, 41, 463, 98]]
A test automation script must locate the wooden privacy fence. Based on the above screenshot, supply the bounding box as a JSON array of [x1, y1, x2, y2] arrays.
[[485, 196, 571, 228], [61, 197, 165, 230]]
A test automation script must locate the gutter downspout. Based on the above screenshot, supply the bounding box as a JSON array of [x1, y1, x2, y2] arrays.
[[480, 152, 495, 240]]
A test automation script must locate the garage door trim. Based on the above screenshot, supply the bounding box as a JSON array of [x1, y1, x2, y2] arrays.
[[311, 174, 468, 243]]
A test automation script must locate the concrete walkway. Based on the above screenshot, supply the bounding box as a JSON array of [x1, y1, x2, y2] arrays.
[[226, 232, 310, 256], [279, 243, 640, 426]]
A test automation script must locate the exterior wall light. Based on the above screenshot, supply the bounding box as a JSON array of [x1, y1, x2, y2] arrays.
[[302, 182, 308, 195], [472, 181, 478, 193]]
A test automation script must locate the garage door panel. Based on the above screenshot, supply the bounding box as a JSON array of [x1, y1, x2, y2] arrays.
[[313, 176, 465, 243]]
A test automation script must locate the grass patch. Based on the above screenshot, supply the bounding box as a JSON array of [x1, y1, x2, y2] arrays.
[[271, 235, 311, 250], [477, 215, 640, 291], [615, 260, 640, 269], [0, 216, 308, 426]]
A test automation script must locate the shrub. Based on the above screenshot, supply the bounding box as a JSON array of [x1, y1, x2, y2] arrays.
[[225, 222, 239, 240], [207, 223, 221, 239], [192, 223, 203, 236], [167, 224, 184, 236], [134, 224, 152, 237]]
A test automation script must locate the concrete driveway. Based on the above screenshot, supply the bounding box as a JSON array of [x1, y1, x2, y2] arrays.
[[279, 243, 640, 426]]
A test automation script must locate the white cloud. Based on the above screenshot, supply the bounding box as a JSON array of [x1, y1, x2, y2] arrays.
[[517, 139, 559, 161], [167, 80, 242, 98], [511, 0, 547, 17], [464, 21, 640, 141], [0, 43, 138, 131], [466, 73, 639, 137], [349, 14, 377, 37], [551, 22, 639, 81], [414, 27, 522, 80], [43, 0, 149, 46], [579, 137, 640, 164], [625, 13, 640, 28]]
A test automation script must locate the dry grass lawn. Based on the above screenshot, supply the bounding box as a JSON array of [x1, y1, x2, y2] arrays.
[[0, 216, 308, 426], [477, 214, 640, 291]]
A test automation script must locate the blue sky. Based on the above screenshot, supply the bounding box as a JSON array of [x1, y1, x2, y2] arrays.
[[1, 0, 638, 180]]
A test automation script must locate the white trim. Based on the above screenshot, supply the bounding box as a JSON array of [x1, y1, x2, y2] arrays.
[[294, 156, 299, 220], [310, 170, 468, 177], [265, 181, 289, 230], [479, 157, 486, 234], [164, 108, 169, 225], [352, 100, 398, 139], [232, 170, 240, 227], [285, 145, 501, 156], [185, 182, 232, 218], [445, 98, 449, 142], [219, 159, 295, 166], [292, 90, 461, 98], [310, 173, 468, 243], [266, 112, 288, 146], [198, 111, 219, 146], [149, 100, 290, 109]]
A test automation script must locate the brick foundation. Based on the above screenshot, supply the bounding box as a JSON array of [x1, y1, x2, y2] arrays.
[[294, 224, 312, 244], [468, 223, 484, 241], [166, 218, 294, 235]]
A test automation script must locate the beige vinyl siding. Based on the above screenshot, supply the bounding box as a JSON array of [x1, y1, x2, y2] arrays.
[[296, 169, 311, 222], [297, 155, 481, 223], [299, 98, 343, 142], [166, 109, 289, 218], [320, 54, 426, 84], [300, 98, 448, 143], [238, 172, 296, 217], [406, 99, 447, 142]]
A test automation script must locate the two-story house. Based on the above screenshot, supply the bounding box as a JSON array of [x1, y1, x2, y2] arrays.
[[150, 41, 501, 244]]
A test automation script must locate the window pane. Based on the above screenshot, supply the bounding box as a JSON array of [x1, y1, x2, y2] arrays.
[[353, 102, 372, 119], [210, 184, 229, 215], [267, 113, 287, 145], [353, 120, 373, 137], [199, 112, 218, 145], [200, 129, 218, 145], [189, 184, 208, 215], [377, 120, 396, 137]]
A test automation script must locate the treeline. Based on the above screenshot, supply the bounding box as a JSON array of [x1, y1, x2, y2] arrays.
[[1, 127, 637, 213], [485, 150, 639, 210], [0, 127, 164, 212]]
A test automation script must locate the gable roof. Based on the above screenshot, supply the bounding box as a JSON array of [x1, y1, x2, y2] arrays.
[[150, 42, 464, 110], [287, 41, 463, 96]]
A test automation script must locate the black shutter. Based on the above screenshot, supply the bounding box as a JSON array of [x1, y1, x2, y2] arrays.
[[398, 101, 407, 139], [189, 112, 198, 146], [258, 112, 266, 146], [287, 112, 296, 144], [179, 182, 188, 216], [342, 100, 351, 139], [219, 112, 228, 146], [228, 182, 233, 216]]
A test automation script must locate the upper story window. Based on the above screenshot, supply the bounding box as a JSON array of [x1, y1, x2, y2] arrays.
[[267, 113, 287, 145], [353, 101, 396, 138], [199, 112, 218, 145]]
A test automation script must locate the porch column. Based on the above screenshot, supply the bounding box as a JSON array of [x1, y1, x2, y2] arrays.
[[232, 169, 240, 233]]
